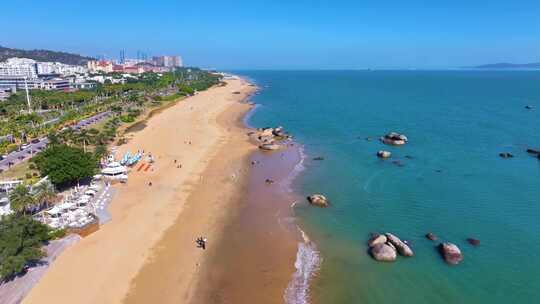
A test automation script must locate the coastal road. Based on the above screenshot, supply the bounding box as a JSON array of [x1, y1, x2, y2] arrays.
[[0, 111, 111, 172]]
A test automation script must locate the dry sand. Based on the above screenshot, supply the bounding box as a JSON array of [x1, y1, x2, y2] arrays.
[[23, 78, 257, 304]]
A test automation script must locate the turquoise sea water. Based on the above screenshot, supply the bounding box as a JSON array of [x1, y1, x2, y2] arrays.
[[240, 70, 540, 304]]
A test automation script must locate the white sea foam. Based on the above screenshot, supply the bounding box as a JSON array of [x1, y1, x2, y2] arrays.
[[284, 227, 322, 304], [279, 145, 307, 193]]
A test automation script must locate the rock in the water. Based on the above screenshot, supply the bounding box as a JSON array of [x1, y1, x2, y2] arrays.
[[306, 194, 329, 207], [381, 132, 408, 145], [370, 243, 397, 262], [377, 150, 392, 158], [526, 148, 540, 155], [439, 242, 463, 265], [499, 152, 514, 158], [467, 238, 480, 246], [426, 232, 437, 241], [259, 144, 281, 151], [368, 234, 387, 247], [313, 156, 325, 161], [385, 233, 414, 257]]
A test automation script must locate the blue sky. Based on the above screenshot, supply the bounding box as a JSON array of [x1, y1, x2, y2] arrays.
[[1, 0, 539, 69]]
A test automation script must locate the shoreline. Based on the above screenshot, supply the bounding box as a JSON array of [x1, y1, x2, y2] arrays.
[[22, 78, 260, 304]]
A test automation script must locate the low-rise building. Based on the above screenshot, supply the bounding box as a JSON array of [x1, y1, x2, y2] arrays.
[[87, 60, 114, 73]]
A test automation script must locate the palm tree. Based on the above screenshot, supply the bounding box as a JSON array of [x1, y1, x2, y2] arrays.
[[75, 129, 93, 153], [59, 128, 75, 146], [32, 180, 56, 208], [9, 185, 35, 215]]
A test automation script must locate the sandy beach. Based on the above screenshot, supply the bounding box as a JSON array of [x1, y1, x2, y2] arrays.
[[23, 78, 259, 304]]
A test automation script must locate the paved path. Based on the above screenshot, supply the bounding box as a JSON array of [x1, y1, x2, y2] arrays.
[[0, 234, 81, 304]]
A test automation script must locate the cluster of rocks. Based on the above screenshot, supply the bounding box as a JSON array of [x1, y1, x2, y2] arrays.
[[368, 233, 414, 262], [249, 126, 292, 151], [306, 194, 329, 207], [380, 132, 408, 146], [425, 232, 477, 265]]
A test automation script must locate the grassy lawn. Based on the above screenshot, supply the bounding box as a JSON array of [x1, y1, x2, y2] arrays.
[[0, 160, 40, 182]]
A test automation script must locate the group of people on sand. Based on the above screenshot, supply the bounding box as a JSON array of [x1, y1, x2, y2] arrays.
[[196, 237, 207, 250]]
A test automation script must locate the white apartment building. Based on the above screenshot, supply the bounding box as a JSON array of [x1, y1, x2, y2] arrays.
[[0, 58, 38, 78], [37, 62, 87, 75]]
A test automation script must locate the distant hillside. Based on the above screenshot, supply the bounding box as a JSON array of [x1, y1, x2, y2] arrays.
[[0, 46, 95, 66], [474, 62, 540, 69]]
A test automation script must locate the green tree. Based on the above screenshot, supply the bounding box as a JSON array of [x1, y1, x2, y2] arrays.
[[32, 145, 98, 187], [0, 215, 51, 279], [9, 185, 35, 215]]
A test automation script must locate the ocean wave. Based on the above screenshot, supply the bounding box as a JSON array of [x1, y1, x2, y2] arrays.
[[284, 228, 322, 304], [279, 145, 307, 193]]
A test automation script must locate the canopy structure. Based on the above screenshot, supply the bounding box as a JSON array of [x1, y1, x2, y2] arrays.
[[47, 206, 62, 215], [101, 162, 128, 176]]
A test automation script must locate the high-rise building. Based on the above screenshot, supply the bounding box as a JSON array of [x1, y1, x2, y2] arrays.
[[152, 55, 182, 68]]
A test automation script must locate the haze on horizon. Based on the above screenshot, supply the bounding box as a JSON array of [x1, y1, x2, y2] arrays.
[[2, 0, 540, 69]]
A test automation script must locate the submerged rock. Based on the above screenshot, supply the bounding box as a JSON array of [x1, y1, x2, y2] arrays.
[[439, 242, 463, 265], [426, 232, 437, 241], [467, 238, 480, 246], [306, 194, 329, 207], [370, 243, 397, 262], [499, 152, 514, 158], [368, 234, 387, 247], [385, 233, 414, 257], [377, 150, 392, 158]]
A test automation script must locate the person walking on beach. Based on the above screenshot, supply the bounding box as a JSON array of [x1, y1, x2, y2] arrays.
[[196, 237, 207, 250]]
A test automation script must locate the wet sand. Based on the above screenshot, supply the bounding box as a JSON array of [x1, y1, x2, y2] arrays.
[[188, 145, 302, 304]]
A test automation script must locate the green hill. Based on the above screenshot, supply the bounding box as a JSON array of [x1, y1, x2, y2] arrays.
[[0, 46, 95, 66]]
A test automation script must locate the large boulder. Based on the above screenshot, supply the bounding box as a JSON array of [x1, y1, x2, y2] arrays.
[[306, 194, 329, 207], [385, 233, 414, 257], [439, 242, 463, 265], [381, 132, 408, 145], [368, 234, 387, 247], [370, 243, 397, 262], [259, 144, 281, 151], [259, 128, 275, 137], [377, 150, 392, 158]]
